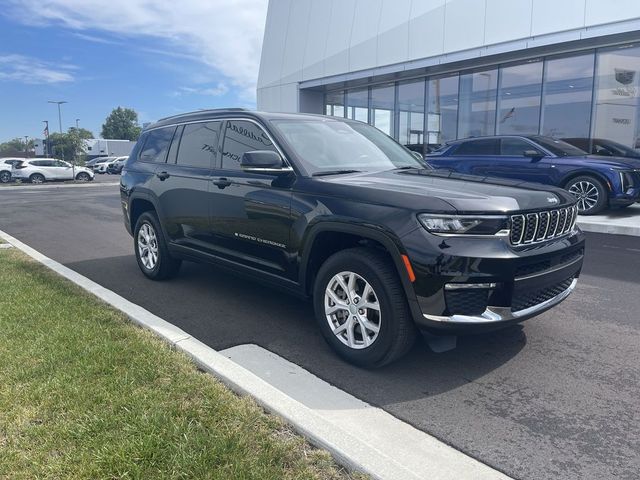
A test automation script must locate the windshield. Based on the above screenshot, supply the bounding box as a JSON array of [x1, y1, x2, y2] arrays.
[[531, 136, 587, 157], [271, 119, 427, 175]]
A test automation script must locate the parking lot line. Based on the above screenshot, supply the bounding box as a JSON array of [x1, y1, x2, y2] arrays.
[[0, 227, 511, 480]]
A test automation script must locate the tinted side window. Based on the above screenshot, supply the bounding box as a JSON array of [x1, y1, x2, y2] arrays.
[[176, 122, 221, 169], [500, 138, 537, 156], [31, 160, 55, 167], [221, 120, 277, 170], [139, 126, 176, 163], [452, 139, 499, 156]]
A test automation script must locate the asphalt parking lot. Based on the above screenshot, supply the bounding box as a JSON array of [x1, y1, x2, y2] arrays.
[[1, 183, 638, 480]]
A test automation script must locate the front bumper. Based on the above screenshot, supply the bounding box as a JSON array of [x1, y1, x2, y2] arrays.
[[402, 225, 585, 334], [610, 186, 640, 206]]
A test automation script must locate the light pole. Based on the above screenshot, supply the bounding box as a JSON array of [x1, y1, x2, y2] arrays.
[[76, 118, 80, 129], [48, 100, 67, 134], [24, 136, 29, 155], [43, 121, 50, 157]]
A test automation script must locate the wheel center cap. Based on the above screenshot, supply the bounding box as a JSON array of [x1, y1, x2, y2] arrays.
[[349, 304, 357, 314]]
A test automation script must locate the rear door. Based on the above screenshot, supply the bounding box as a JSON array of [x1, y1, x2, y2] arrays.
[[208, 119, 294, 278], [153, 122, 221, 251], [446, 138, 500, 176]]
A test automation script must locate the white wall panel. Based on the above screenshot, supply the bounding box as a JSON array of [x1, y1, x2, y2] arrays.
[[323, 0, 357, 77], [485, 0, 532, 45], [257, 0, 292, 88], [408, 0, 446, 60], [443, 0, 487, 52], [377, 0, 411, 67], [280, 0, 312, 84], [585, 0, 640, 26], [531, 0, 585, 36], [301, 0, 332, 81], [349, 0, 382, 72], [257, 85, 282, 112], [279, 83, 299, 111]]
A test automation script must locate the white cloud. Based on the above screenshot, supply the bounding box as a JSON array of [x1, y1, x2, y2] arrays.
[[4, 0, 269, 100], [0, 54, 76, 84], [174, 83, 229, 97]]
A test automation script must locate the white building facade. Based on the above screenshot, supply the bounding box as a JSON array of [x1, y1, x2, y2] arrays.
[[257, 0, 640, 153]]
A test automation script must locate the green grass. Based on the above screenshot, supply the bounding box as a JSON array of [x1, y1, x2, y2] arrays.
[[0, 248, 365, 480]]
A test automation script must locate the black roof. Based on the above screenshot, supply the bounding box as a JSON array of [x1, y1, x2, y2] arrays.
[[146, 109, 334, 131]]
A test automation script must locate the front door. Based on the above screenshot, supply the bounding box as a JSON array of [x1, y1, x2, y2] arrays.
[[491, 137, 553, 183], [208, 119, 294, 279]]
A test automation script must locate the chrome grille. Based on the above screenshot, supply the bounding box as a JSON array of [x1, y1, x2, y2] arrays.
[[509, 206, 578, 246]]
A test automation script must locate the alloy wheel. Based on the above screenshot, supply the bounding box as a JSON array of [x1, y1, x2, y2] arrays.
[[568, 180, 599, 213], [137, 223, 159, 270], [324, 271, 381, 349], [0, 171, 10, 183], [30, 174, 44, 184], [76, 172, 90, 181]]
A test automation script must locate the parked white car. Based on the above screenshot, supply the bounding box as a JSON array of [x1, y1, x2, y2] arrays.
[[12, 159, 94, 184], [88, 156, 118, 173], [0, 157, 26, 183]]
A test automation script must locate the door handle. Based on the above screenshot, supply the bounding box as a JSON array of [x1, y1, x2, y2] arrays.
[[212, 177, 232, 189], [156, 171, 170, 181]]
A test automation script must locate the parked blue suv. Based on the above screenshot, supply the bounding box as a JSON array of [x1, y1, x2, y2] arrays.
[[426, 135, 640, 214]]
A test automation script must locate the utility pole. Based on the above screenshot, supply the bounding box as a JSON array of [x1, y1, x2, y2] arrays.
[[76, 118, 80, 129], [43, 121, 50, 157], [24, 136, 29, 156]]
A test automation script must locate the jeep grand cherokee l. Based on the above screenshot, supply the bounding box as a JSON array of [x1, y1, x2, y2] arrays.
[[120, 110, 585, 367]]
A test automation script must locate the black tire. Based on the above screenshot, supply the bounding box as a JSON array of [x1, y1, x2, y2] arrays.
[[565, 175, 607, 215], [75, 172, 91, 181], [29, 173, 45, 184], [134, 211, 181, 280], [0, 170, 11, 183], [313, 248, 416, 368]]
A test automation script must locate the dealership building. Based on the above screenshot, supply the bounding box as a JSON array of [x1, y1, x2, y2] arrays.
[[257, 0, 640, 153]]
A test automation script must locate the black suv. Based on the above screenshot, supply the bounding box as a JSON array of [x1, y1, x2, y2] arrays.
[[120, 109, 585, 367]]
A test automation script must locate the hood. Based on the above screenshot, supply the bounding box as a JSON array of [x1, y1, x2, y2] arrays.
[[314, 168, 575, 214], [576, 155, 640, 170]]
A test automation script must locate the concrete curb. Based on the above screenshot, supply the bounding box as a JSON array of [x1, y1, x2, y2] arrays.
[[0, 228, 510, 480], [576, 204, 640, 237], [577, 220, 640, 237]]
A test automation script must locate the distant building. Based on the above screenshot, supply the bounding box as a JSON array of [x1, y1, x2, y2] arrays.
[[33, 138, 135, 159]]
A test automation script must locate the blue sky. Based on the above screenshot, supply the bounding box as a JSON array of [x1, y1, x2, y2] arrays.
[[0, 0, 268, 141]]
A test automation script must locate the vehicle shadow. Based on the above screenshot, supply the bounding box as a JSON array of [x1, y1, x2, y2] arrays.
[[65, 255, 527, 406]]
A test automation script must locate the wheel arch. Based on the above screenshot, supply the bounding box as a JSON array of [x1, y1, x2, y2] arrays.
[[299, 222, 415, 300], [560, 170, 612, 193]]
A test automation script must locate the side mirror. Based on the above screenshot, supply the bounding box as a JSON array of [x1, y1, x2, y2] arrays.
[[240, 150, 291, 174], [523, 149, 544, 160]]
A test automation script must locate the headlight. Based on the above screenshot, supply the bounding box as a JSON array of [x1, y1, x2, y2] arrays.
[[418, 214, 509, 235]]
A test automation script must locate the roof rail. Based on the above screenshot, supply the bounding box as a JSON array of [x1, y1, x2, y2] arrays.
[[155, 108, 250, 123]]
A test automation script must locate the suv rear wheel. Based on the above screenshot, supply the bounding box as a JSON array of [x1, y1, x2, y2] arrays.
[[0, 170, 11, 183], [134, 211, 181, 280], [313, 248, 416, 368]]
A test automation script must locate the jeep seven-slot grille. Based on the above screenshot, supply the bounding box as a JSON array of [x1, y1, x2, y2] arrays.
[[509, 206, 578, 246]]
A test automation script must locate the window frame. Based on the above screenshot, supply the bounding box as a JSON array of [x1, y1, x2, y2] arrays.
[[137, 126, 176, 164]]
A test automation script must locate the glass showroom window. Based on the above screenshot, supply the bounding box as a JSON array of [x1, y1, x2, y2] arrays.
[[397, 80, 426, 153], [592, 44, 640, 149], [347, 88, 369, 122], [458, 69, 498, 139], [427, 75, 459, 150], [497, 60, 543, 135], [541, 53, 594, 138], [370, 84, 395, 136], [325, 90, 345, 117]]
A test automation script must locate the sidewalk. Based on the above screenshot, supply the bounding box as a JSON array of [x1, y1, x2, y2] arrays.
[[577, 204, 640, 237]]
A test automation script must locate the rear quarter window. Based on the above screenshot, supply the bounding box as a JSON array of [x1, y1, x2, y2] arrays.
[[138, 126, 176, 163]]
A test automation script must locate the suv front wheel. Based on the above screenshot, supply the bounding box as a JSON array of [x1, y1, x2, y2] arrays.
[[313, 248, 416, 368], [134, 211, 181, 280]]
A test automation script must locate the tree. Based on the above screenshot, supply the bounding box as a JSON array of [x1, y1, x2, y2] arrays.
[[101, 107, 142, 140], [68, 127, 94, 139], [48, 131, 86, 162], [0, 137, 34, 154]]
